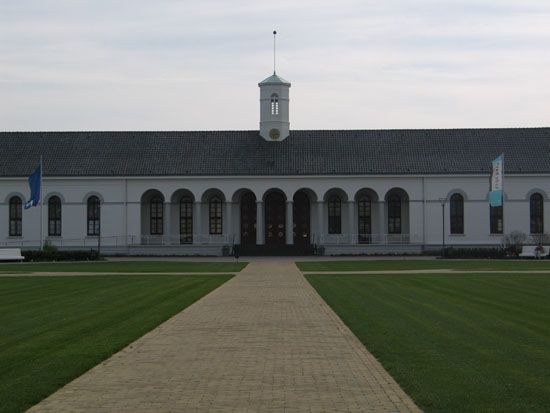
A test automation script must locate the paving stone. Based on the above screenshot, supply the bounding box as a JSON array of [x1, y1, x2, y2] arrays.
[[29, 260, 419, 412]]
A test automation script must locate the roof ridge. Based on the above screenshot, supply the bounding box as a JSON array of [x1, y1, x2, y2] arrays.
[[1, 127, 549, 134]]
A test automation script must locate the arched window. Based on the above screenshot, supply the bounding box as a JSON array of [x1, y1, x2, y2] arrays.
[[490, 205, 503, 234], [48, 196, 62, 236], [150, 197, 163, 235], [9, 196, 22, 236], [87, 196, 100, 236], [180, 197, 193, 243], [328, 195, 341, 234], [450, 193, 464, 234], [209, 197, 223, 235], [358, 196, 371, 243], [530, 193, 544, 234], [388, 195, 401, 234], [270, 93, 279, 115]]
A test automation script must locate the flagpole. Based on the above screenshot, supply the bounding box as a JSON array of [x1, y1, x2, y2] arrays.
[[40, 156, 43, 251]]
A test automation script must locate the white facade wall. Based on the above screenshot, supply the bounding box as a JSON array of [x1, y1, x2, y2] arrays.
[[1, 174, 549, 253]]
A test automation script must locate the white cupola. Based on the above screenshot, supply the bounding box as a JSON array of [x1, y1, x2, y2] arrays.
[[258, 31, 290, 141], [259, 72, 291, 141]]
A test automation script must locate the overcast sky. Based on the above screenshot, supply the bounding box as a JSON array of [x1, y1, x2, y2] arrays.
[[1, 0, 549, 131]]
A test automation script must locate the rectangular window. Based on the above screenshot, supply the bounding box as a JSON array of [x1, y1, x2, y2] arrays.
[[358, 198, 371, 243], [88, 220, 100, 236], [9, 199, 22, 236], [48, 220, 61, 236], [87, 198, 100, 236], [530, 194, 544, 234], [450, 195, 464, 234], [150, 200, 163, 235], [209, 199, 223, 235], [48, 198, 61, 236], [328, 198, 341, 234], [180, 200, 193, 243], [490, 206, 503, 234], [388, 197, 402, 234]]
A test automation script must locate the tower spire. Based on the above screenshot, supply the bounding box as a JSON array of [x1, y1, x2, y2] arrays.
[[273, 30, 277, 75], [259, 29, 291, 141]]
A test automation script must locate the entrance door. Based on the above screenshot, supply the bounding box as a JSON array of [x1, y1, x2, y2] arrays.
[[265, 191, 285, 245], [293, 191, 310, 246], [240, 192, 256, 245]]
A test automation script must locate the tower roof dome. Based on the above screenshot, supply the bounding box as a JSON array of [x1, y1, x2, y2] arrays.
[[258, 73, 291, 86]]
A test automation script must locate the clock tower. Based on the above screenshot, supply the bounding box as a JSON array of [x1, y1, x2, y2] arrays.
[[259, 72, 291, 141]]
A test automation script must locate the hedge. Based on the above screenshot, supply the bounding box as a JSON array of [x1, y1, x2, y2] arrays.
[[441, 247, 506, 259], [22, 249, 100, 262]]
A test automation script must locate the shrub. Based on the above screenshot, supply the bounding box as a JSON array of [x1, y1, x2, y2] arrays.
[[502, 231, 528, 257], [22, 244, 100, 262], [442, 247, 506, 259], [221, 245, 231, 257], [313, 245, 325, 256]]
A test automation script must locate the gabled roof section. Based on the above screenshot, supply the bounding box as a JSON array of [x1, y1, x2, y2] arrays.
[[258, 73, 291, 86], [0, 128, 549, 177]]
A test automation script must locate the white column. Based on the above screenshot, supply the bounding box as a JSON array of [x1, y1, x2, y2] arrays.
[[286, 200, 294, 245], [256, 200, 264, 245], [164, 202, 171, 244], [225, 201, 233, 243], [378, 201, 385, 243], [316, 200, 324, 243], [127, 201, 141, 245], [235, 201, 241, 245], [409, 201, 424, 246], [348, 200, 356, 244], [193, 201, 202, 244]]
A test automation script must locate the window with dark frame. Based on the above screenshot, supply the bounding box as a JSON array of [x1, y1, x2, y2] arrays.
[[150, 197, 163, 235], [530, 193, 544, 234], [490, 205, 503, 234], [270, 94, 279, 115], [209, 197, 223, 235], [388, 195, 401, 234], [450, 193, 464, 234], [358, 196, 371, 243], [180, 197, 193, 243], [328, 195, 341, 234], [48, 196, 62, 236], [87, 196, 100, 236], [9, 196, 22, 236]]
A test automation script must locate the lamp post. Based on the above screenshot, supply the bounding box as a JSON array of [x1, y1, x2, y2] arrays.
[[439, 197, 447, 258]]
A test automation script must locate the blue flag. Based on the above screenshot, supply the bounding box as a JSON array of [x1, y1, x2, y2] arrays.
[[24, 163, 41, 209]]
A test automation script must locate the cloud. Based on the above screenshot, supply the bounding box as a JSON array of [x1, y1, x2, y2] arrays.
[[0, 0, 549, 130]]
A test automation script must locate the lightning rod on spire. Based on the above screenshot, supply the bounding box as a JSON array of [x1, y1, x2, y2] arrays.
[[273, 30, 277, 74]]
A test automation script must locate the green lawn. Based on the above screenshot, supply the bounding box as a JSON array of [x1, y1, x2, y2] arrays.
[[297, 259, 550, 272], [307, 273, 550, 412], [0, 274, 232, 413], [0, 260, 247, 273]]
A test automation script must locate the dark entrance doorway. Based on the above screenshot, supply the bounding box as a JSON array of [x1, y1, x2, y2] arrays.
[[293, 191, 311, 246], [240, 191, 256, 245], [265, 191, 285, 245]]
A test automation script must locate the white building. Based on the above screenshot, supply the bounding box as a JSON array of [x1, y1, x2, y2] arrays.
[[1, 71, 549, 255]]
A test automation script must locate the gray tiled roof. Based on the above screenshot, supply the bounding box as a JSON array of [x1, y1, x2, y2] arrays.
[[0, 128, 549, 177], [258, 73, 291, 86]]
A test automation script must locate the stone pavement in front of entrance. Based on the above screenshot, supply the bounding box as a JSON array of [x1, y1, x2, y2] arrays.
[[29, 260, 419, 412]]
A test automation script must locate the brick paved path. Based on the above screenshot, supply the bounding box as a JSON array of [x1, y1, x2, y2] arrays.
[[29, 260, 419, 412]]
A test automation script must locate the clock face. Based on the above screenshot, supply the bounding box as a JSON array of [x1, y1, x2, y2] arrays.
[[269, 128, 281, 140]]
